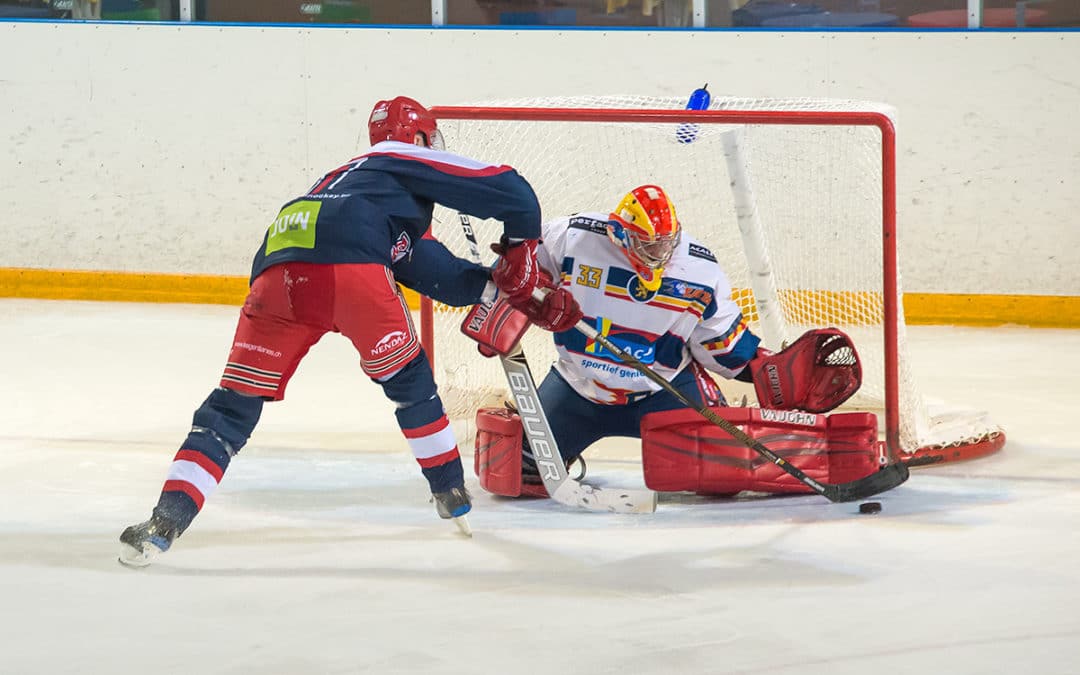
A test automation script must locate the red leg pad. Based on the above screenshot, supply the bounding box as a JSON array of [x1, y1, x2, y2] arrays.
[[475, 408, 525, 497], [474, 408, 550, 498], [640, 408, 882, 495]]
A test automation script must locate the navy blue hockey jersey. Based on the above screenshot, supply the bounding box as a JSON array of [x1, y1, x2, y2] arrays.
[[249, 141, 541, 286]]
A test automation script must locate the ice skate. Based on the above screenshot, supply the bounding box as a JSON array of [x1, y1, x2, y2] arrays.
[[432, 486, 472, 537], [118, 515, 180, 568]]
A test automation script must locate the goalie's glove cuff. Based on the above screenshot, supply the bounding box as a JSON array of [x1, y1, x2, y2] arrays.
[[735, 347, 773, 383]]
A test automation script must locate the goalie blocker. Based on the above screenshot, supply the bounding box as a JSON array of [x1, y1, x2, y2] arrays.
[[475, 406, 882, 497], [460, 268, 580, 358], [460, 294, 531, 357]]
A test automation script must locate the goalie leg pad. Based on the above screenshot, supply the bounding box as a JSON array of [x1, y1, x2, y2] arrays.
[[474, 407, 552, 498], [475, 407, 524, 497], [640, 407, 881, 495]]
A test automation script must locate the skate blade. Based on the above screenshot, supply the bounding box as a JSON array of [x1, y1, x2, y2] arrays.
[[118, 542, 159, 568], [452, 514, 473, 538]]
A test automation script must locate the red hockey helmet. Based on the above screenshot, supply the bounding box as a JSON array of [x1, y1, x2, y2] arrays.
[[608, 184, 681, 292], [368, 96, 444, 149]]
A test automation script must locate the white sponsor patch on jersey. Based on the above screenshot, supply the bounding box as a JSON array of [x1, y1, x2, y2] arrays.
[[372, 330, 408, 357]]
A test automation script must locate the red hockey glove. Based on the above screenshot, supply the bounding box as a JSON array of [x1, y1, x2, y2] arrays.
[[748, 328, 862, 413], [491, 237, 541, 304], [521, 285, 583, 333]]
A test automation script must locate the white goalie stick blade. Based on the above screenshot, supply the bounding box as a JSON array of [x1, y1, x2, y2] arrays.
[[550, 480, 658, 514], [499, 348, 658, 515]]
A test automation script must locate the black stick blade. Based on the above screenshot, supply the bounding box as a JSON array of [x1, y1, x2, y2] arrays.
[[825, 462, 910, 503]]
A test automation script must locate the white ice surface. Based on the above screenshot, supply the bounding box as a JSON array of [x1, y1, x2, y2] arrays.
[[1, 299, 1078, 675]]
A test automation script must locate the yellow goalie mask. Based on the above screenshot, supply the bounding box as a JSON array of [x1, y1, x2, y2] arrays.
[[607, 184, 681, 292]]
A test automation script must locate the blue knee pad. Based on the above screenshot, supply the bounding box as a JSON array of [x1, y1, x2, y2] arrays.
[[190, 387, 265, 456], [378, 353, 444, 429]]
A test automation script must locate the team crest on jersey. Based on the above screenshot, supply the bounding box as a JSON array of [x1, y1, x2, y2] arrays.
[[627, 275, 659, 303], [390, 231, 411, 263]]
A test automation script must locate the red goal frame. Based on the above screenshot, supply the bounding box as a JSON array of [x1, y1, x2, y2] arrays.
[[420, 105, 1004, 466]]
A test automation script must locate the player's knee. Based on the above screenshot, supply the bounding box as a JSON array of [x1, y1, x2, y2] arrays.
[[378, 352, 446, 430], [378, 352, 438, 407], [190, 387, 264, 454]]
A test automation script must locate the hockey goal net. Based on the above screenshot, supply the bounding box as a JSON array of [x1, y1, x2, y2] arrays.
[[421, 95, 1005, 464]]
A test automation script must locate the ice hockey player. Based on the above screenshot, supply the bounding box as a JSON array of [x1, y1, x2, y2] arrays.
[[118, 96, 582, 566], [467, 184, 881, 498]]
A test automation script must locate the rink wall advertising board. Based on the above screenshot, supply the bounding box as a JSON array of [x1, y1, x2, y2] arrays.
[[0, 23, 1077, 326]]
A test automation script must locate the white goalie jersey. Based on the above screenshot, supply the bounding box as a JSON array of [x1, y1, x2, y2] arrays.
[[536, 212, 762, 405]]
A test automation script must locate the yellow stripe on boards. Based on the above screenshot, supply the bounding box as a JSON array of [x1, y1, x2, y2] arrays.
[[903, 293, 1080, 328], [0, 268, 249, 305], [1, 268, 1077, 328], [0, 268, 424, 309]]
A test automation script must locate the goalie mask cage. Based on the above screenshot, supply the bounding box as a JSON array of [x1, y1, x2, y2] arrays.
[[420, 95, 1005, 465]]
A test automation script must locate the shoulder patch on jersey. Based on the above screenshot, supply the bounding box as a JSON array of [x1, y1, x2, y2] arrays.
[[569, 215, 610, 236], [688, 242, 717, 262]]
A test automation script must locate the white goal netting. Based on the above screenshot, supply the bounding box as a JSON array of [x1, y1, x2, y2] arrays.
[[423, 95, 1003, 462]]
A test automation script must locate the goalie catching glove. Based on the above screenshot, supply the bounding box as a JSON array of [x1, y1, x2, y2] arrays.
[[743, 328, 862, 413]]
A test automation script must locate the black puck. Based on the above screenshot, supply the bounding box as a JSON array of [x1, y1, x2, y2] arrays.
[[859, 501, 882, 514]]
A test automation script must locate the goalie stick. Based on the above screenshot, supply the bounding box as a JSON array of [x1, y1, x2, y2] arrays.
[[543, 290, 911, 503], [499, 342, 657, 513], [457, 213, 657, 514]]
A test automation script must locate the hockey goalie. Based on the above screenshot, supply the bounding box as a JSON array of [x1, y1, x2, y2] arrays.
[[464, 184, 883, 499]]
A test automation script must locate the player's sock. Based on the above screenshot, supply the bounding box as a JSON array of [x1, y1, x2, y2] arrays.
[[380, 354, 471, 523]]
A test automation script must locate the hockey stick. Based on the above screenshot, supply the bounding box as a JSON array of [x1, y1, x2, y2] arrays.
[[547, 290, 910, 503], [498, 342, 657, 513], [457, 215, 656, 514]]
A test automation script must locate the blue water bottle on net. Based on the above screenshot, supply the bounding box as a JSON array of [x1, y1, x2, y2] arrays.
[[676, 84, 711, 144]]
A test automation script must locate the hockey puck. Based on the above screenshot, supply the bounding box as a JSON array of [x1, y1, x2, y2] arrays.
[[858, 501, 882, 514]]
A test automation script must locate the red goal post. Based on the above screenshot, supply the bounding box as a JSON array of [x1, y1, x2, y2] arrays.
[[420, 96, 1004, 466]]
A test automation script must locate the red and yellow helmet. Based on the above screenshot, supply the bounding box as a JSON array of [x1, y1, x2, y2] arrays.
[[368, 96, 445, 150], [608, 185, 681, 292]]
